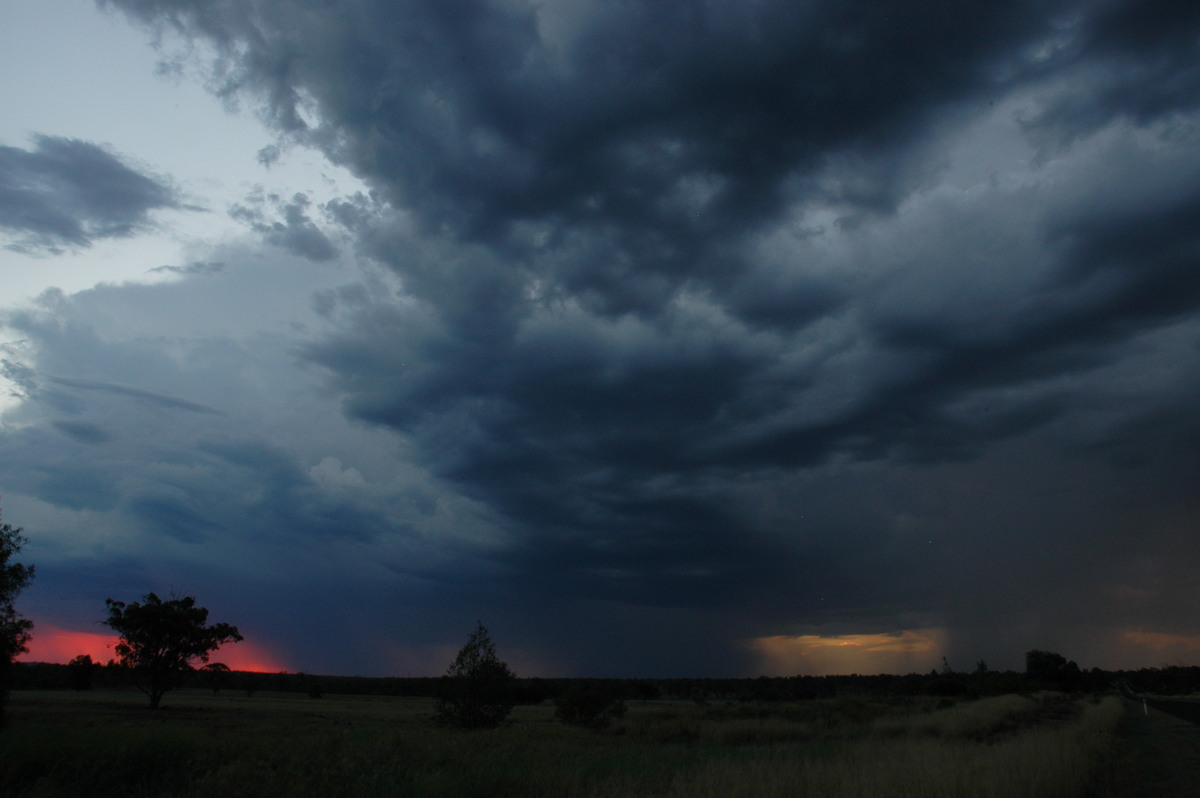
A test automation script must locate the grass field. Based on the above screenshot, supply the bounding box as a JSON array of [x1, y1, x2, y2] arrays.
[[0, 689, 1125, 797]]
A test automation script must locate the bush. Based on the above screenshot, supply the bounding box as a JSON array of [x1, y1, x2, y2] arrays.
[[555, 682, 628, 729]]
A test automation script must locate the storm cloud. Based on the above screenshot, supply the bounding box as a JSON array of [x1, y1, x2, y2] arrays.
[[3, 0, 1199, 676], [0, 135, 181, 252]]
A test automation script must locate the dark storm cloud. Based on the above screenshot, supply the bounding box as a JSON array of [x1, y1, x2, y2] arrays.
[[78, 0, 1200, 674], [1027, 0, 1200, 137], [103, 1, 1053, 239], [0, 134, 181, 252]]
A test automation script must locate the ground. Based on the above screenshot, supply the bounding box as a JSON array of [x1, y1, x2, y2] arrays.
[[1100, 698, 1200, 797]]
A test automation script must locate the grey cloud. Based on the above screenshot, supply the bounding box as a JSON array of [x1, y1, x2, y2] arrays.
[[148, 261, 227, 276], [103, 2, 1061, 270], [47, 376, 220, 414], [32, 465, 121, 512], [50, 419, 112, 445], [38, 0, 1200, 673], [1, 357, 38, 399], [0, 272, 518, 673], [0, 134, 181, 252], [230, 190, 339, 262]]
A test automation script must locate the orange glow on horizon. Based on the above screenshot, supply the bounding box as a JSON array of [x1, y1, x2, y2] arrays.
[[752, 628, 946, 676], [1123, 629, 1200, 653], [17, 623, 290, 673]]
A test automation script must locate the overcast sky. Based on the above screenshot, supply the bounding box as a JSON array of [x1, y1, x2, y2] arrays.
[[3, 0, 1199, 678]]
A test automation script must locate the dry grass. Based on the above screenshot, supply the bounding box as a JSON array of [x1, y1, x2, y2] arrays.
[[640, 696, 1124, 798], [0, 689, 1125, 798]]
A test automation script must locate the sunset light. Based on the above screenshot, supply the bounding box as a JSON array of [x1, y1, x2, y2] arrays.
[[17, 623, 289, 673], [1122, 629, 1200, 655], [752, 629, 946, 676], [18, 624, 118, 664]]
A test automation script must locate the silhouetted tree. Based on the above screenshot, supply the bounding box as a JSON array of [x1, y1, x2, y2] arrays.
[[201, 662, 231, 695], [104, 593, 242, 708], [1025, 649, 1082, 690], [1, 508, 35, 726], [436, 622, 515, 729], [68, 654, 96, 691]]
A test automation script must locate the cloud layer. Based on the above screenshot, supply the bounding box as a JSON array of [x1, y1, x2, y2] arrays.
[[0, 135, 181, 253], [4, 0, 1200, 676]]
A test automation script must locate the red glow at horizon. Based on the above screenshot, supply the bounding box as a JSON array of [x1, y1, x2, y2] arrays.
[[210, 639, 289, 673], [18, 624, 118, 664], [17, 623, 290, 673]]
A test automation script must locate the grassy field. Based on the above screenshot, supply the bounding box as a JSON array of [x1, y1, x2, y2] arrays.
[[0, 689, 1124, 797]]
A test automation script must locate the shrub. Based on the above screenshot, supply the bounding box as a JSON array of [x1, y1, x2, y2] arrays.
[[555, 683, 628, 729]]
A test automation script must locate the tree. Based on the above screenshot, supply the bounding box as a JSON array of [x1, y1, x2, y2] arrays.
[[1025, 649, 1082, 691], [436, 622, 515, 729], [68, 654, 97, 691], [104, 593, 242, 708], [1, 509, 35, 726], [200, 662, 231, 695]]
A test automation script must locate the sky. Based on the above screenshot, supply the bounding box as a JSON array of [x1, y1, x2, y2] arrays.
[[2, 0, 1199, 679]]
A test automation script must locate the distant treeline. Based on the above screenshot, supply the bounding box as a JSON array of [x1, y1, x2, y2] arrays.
[[13, 659, 1200, 701]]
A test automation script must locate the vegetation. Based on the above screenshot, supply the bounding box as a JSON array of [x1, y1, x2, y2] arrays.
[[0, 688, 1127, 798], [103, 593, 242, 709], [0, 508, 35, 727], [555, 680, 628, 729], [436, 622, 516, 729], [0, 513, 1182, 797], [66, 655, 96, 692], [1025, 649, 1083, 691]]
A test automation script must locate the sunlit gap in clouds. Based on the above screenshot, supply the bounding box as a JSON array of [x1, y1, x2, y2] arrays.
[[17, 622, 291, 673], [751, 629, 946, 676]]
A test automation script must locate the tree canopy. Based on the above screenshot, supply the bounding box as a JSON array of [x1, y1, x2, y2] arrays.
[[1, 508, 35, 726], [437, 622, 516, 729], [104, 593, 242, 708], [1025, 649, 1083, 691]]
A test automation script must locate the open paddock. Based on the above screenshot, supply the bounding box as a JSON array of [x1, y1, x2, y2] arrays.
[[1, 689, 1127, 797]]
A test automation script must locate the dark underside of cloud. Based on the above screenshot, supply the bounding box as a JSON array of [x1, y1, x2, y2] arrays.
[[9, 0, 1195, 674], [0, 134, 181, 253]]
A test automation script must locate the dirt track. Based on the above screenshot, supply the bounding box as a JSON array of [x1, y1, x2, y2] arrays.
[[1095, 698, 1200, 797]]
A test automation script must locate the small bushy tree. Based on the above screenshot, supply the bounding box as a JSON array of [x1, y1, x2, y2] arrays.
[[104, 593, 242, 708], [1, 509, 35, 726], [437, 622, 515, 729]]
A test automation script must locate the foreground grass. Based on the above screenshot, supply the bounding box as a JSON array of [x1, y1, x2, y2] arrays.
[[1, 689, 1124, 798]]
